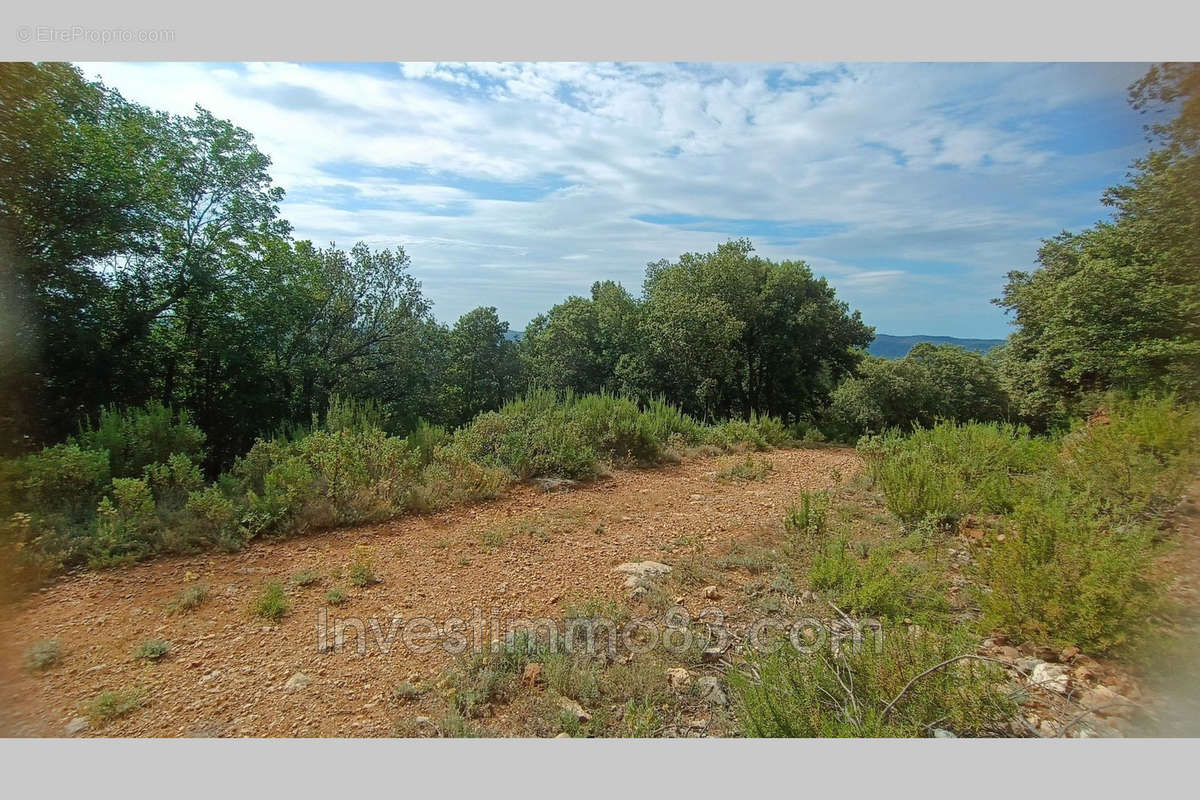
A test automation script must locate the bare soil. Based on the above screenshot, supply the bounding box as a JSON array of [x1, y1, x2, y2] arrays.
[[0, 447, 860, 737]]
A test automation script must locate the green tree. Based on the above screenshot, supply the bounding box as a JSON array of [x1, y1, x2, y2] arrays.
[[444, 306, 522, 424], [996, 63, 1200, 418]]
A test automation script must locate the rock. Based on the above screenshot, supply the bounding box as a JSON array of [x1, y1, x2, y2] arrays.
[[557, 696, 591, 723], [702, 585, 720, 600], [1015, 657, 1044, 676], [696, 676, 727, 706], [534, 478, 577, 493], [283, 671, 312, 692], [613, 561, 672, 588], [629, 586, 648, 601], [65, 716, 89, 735], [995, 645, 1021, 660], [1079, 685, 1134, 719], [1073, 660, 1100, 682], [199, 669, 221, 684], [932, 728, 956, 738], [1030, 662, 1070, 694], [554, 732, 571, 738], [415, 716, 432, 726], [689, 494, 703, 501], [522, 662, 543, 687], [666, 668, 692, 690], [1060, 645, 1081, 662]]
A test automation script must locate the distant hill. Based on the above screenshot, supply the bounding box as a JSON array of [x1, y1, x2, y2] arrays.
[[868, 334, 1005, 359]]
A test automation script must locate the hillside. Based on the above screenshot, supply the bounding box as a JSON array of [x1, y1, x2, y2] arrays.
[[868, 334, 1005, 359]]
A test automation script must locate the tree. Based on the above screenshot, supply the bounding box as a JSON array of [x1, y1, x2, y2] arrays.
[[443, 307, 522, 424], [996, 63, 1200, 418], [825, 344, 1008, 438], [641, 239, 873, 420]]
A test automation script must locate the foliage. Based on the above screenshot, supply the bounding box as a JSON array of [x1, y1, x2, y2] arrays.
[[74, 402, 205, 479], [729, 628, 1014, 737], [83, 687, 145, 724], [252, 581, 289, 621], [132, 639, 171, 661], [826, 344, 1009, 439], [809, 537, 949, 620]]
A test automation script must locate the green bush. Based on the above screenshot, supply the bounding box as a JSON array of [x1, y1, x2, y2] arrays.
[[132, 639, 171, 661], [83, 687, 145, 724], [178, 486, 244, 551], [729, 627, 1014, 737], [785, 490, 829, 542], [979, 494, 1160, 653], [1, 444, 111, 519], [809, 537, 949, 621], [874, 451, 965, 526], [252, 581, 289, 621], [74, 401, 205, 479], [90, 477, 159, 567]]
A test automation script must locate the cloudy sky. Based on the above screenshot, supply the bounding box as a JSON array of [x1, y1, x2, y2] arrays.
[[78, 62, 1150, 339]]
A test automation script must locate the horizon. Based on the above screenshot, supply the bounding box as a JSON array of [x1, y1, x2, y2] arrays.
[[77, 61, 1150, 339]]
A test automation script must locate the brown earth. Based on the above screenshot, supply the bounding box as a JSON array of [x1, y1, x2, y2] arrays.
[[0, 446, 860, 737]]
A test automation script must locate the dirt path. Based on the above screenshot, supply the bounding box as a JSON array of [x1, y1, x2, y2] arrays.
[[0, 447, 860, 737]]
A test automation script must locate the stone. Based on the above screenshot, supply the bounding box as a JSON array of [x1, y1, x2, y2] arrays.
[[702, 585, 720, 600], [283, 671, 312, 692], [65, 716, 89, 735], [629, 586, 648, 601], [522, 662, 543, 687], [696, 676, 727, 706], [666, 668, 692, 690], [995, 645, 1021, 660], [557, 696, 591, 723], [534, 478, 577, 493], [1030, 662, 1070, 694], [932, 728, 956, 738], [613, 561, 672, 588], [554, 732, 571, 738], [415, 716, 432, 726], [1015, 657, 1044, 676], [1079, 685, 1134, 719], [1059, 645, 1081, 663]]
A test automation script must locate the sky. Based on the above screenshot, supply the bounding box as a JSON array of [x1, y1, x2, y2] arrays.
[[76, 61, 1152, 339]]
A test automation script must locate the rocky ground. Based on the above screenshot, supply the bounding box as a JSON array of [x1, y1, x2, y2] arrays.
[[0, 447, 859, 737]]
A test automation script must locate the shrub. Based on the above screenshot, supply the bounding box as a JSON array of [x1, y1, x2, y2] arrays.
[[142, 453, 205, 511], [785, 490, 829, 543], [74, 401, 205, 479], [809, 537, 949, 621], [252, 581, 289, 621], [167, 584, 208, 614], [325, 587, 347, 606], [90, 478, 159, 567], [292, 569, 318, 587], [978, 495, 1160, 653], [348, 546, 376, 587], [2, 444, 110, 519], [25, 639, 60, 670], [719, 453, 773, 481], [132, 639, 170, 661], [729, 627, 1014, 737], [178, 486, 244, 551], [83, 687, 145, 724], [874, 450, 965, 526]]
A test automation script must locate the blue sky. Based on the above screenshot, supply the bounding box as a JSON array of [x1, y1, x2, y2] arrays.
[[78, 62, 1151, 338]]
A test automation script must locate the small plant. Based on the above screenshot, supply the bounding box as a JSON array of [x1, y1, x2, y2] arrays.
[[167, 584, 209, 614], [479, 528, 507, 549], [25, 639, 60, 671], [84, 687, 145, 725], [393, 681, 422, 702], [348, 546, 377, 587], [253, 580, 289, 621], [292, 569, 319, 587], [719, 454, 773, 481], [785, 490, 829, 542], [325, 587, 347, 606], [133, 639, 171, 661]]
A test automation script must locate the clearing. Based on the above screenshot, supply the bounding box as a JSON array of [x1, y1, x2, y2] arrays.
[[0, 446, 859, 737]]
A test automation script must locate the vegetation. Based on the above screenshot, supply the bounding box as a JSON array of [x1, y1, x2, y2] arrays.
[[252, 581, 289, 621], [24, 639, 60, 670], [167, 584, 208, 614], [83, 687, 145, 725], [132, 639, 171, 661]]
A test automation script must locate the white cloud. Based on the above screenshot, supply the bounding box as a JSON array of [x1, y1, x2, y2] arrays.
[[74, 61, 1150, 336]]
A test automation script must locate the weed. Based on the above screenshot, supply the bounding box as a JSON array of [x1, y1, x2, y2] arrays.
[[132, 639, 171, 661], [25, 639, 60, 671], [292, 569, 318, 587], [348, 545, 376, 587], [83, 687, 145, 725], [167, 584, 209, 614], [252, 580, 289, 621], [325, 587, 347, 606]]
